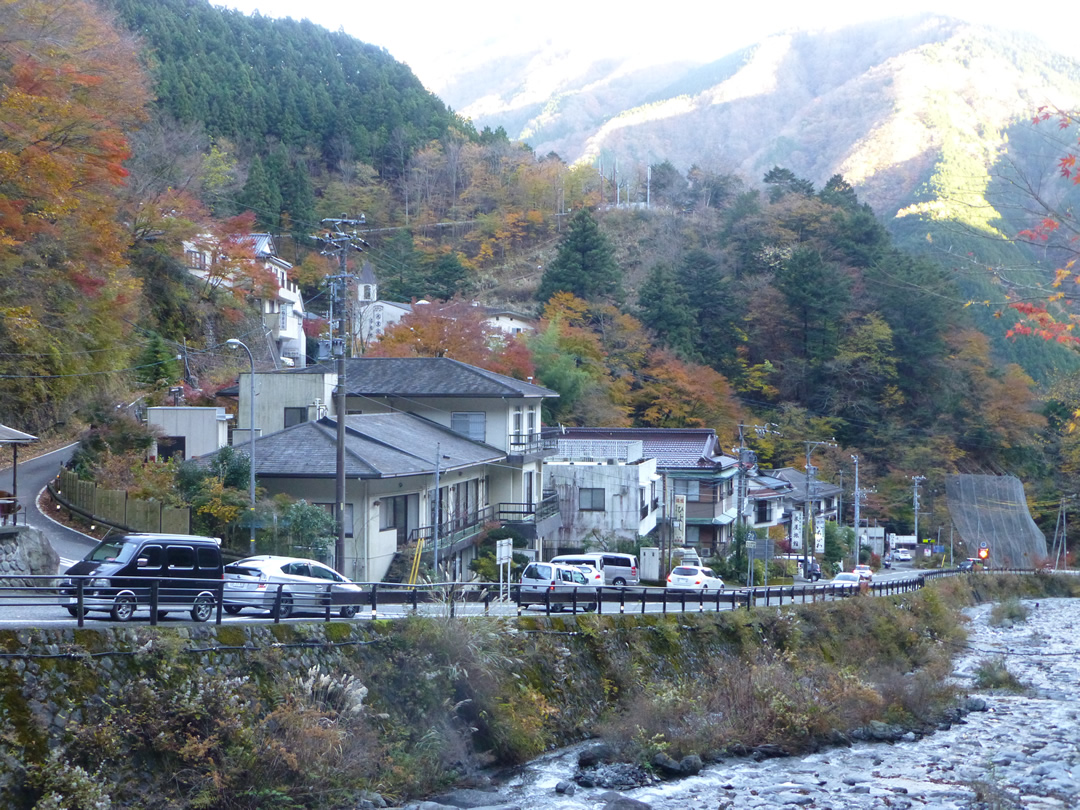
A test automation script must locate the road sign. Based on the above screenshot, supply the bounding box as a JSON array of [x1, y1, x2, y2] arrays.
[[979, 541, 989, 549], [745, 540, 756, 549]]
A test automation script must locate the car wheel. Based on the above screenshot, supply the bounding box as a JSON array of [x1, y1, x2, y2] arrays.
[[156, 611, 169, 621], [190, 595, 214, 623], [585, 602, 597, 612], [66, 606, 84, 618], [613, 577, 627, 586], [551, 603, 564, 612], [272, 595, 293, 620], [224, 604, 243, 615], [111, 595, 135, 622], [339, 605, 357, 618]]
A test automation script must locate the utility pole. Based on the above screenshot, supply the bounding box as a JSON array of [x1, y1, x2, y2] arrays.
[[912, 475, 926, 554], [852, 455, 860, 561], [315, 216, 368, 578]]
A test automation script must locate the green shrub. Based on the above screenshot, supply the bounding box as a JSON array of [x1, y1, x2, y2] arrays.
[[973, 657, 1024, 692], [989, 598, 1029, 626]]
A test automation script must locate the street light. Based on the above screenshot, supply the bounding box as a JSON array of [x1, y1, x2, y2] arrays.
[[226, 339, 256, 556]]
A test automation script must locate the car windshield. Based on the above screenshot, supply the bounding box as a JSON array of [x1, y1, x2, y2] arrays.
[[834, 573, 859, 582], [672, 567, 699, 576], [87, 540, 138, 565]]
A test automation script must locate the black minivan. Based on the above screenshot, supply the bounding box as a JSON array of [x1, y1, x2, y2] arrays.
[[60, 533, 224, 622]]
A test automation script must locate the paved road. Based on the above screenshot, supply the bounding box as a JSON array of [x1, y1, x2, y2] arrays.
[[0, 442, 97, 569]]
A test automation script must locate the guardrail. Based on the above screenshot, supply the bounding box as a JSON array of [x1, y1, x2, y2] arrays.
[[4, 566, 1063, 627]]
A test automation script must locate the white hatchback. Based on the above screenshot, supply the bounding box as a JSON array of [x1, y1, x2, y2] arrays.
[[224, 555, 363, 619], [666, 565, 724, 591]]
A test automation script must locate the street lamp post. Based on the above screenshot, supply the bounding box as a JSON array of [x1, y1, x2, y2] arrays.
[[227, 339, 256, 556], [803, 439, 836, 579]]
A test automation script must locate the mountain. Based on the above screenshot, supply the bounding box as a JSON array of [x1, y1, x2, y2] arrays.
[[445, 15, 1080, 219]]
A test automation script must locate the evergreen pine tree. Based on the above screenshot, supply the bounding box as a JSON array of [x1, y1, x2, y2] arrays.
[[536, 208, 622, 304], [237, 156, 281, 230], [637, 263, 697, 358]]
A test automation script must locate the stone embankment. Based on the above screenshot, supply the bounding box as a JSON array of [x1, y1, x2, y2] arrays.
[[408, 597, 1080, 810]]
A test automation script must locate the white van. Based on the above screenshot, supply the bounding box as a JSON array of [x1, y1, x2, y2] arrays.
[[550, 552, 639, 586]]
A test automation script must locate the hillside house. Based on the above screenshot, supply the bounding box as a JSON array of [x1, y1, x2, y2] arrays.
[[185, 233, 307, 368]]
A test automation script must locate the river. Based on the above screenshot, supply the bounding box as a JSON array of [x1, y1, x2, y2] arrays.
[[469, 597, 1080, 810]]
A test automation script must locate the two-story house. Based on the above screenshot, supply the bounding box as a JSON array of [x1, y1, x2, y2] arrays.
[[543, 438, 660, 553], [185, 233, 307, 368], [224, 357, 561, 580]]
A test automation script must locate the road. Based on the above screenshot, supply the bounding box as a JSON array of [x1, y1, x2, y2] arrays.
[[0, 442, 96, 568]]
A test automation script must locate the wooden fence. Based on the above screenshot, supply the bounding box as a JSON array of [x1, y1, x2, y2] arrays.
[[54, 469, 190, 534]]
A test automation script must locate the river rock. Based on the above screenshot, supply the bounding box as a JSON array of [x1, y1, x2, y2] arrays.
[[578, 742, 618, 767], [423, 789, 515, 808]]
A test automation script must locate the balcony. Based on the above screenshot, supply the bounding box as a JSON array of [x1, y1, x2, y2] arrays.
[[496, 490, 560, 539], [507, 433, 558, 462], [407, 506, 494, 556]]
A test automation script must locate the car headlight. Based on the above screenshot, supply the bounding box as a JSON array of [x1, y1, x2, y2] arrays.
[[90, 578, 111, 588]]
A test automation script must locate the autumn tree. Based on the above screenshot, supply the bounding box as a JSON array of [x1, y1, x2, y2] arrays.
[[0, 0, 151, 430], [536, 207, 623, 305]]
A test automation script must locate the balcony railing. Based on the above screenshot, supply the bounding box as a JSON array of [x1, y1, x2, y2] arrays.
[[407, 506, 494, 549], [497, 490, 559, 524], [508, 433, 558, 456]]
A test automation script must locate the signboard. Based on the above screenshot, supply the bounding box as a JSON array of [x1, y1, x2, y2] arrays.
[[496, 538, 513, 565], [673, 495, 687, 545], [814, 520, 825, 554], [791, 512, 803, 550], [745, 540, 757, 549]]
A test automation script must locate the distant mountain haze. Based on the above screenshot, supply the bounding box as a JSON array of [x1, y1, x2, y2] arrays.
[[444, 15, 1080, 218]]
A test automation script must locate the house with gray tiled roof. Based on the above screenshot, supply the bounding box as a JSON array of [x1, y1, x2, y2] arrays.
[[223, 357, 561, 580], [226, 413, 509, 582]]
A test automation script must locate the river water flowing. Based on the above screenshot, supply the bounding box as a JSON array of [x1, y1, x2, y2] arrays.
[[473, 598, 1080, 810]]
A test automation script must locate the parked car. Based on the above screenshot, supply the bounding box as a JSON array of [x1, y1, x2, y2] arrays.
[[893, 548, 912, 562], [550, 552, 639, 586], [958, 558, 983, 572], [59, 533, 223, 622], [223, 556, 363, 619], [672, 547, 702, 567], [666, 565, 724, 591], [516, 562, 596, 611], [805, 561, 822, 582], [571, 564, 604, 588], [853, 564, 874, 582]]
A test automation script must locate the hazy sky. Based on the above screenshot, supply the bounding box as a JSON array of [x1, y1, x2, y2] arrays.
[[218, 0, 1072, 93]]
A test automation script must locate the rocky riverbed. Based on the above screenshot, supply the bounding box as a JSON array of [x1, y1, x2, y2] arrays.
[[403, 597, 1080, 810]]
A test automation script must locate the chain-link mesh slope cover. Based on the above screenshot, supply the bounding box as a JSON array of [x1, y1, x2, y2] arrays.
[[946, 474, 1047, 567]]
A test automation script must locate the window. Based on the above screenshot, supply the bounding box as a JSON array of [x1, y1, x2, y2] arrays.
[[380, 495, 410, 531], [512, 406, 522, 434], [185, 250, 206, 270], [138, 545, 163, 570], [451, 411, 486, 442], [526, 407, 536, 433], [756, 500, 770, 524], [673, 479, 701, 501], [284, 407, 307, 428], [167, 546, 195, 570], [315, 503, 354, 538], [579, 488, 605, 511]]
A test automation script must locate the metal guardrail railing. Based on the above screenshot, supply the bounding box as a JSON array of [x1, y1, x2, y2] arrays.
[[2, 566, 1068, 627]]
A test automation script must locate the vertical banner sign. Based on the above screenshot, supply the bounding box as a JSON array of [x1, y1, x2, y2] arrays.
[[815, 520, 825, 553], [673, 495, 687, 545], [791, 511, 803, 550]]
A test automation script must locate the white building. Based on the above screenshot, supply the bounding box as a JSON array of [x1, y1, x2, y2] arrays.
[[544, 438, 659, 550], [185, 232, 307, 368], [147, 406, 232, 461]]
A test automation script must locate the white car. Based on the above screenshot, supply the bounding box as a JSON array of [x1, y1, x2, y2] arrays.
[[224, 556, 363, 619], [667, 565, 724, 591], [893, 549, 912, 562], [853, 564, 874, 582]]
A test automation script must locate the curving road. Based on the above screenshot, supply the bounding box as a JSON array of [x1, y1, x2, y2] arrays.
[[0, 443, 97, 570]]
